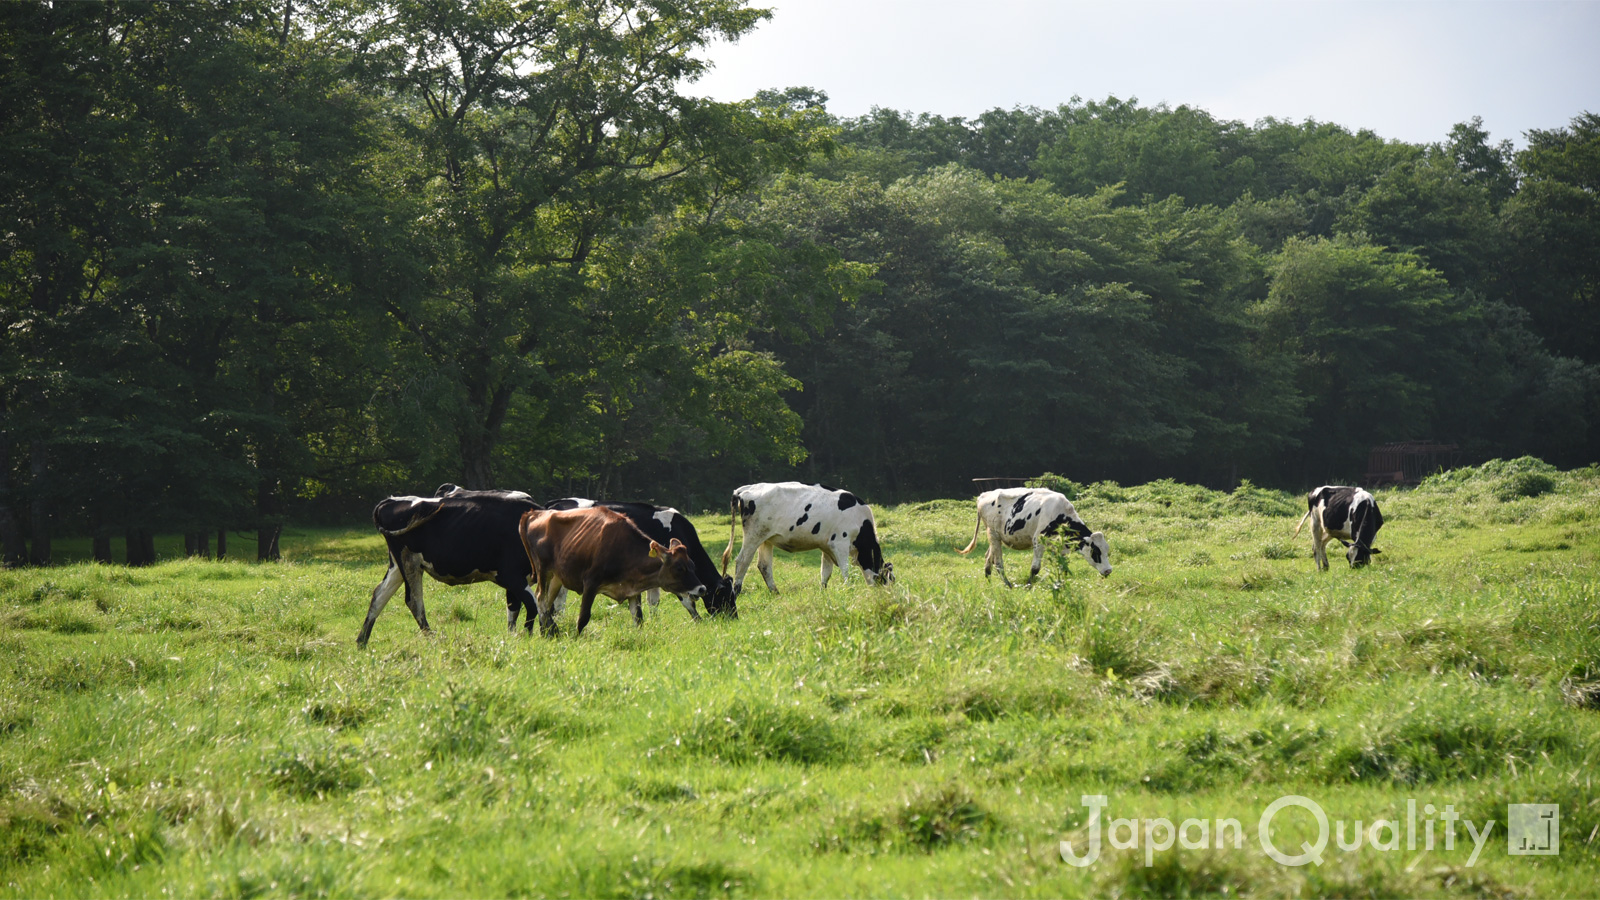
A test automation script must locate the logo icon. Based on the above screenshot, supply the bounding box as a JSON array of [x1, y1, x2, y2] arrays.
[[1508, 804, 1559, 856]]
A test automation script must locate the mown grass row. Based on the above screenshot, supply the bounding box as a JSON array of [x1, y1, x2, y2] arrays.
[[1, 459, 1597, 897]]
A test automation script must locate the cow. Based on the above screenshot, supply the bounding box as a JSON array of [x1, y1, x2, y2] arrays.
[[720, 482, 894, 595], [1293, 485, 1384, 570], [957, 487, 1112, 586], [545, 498, 737, 620], [518, 506, 706, 637], [358, 483, 544, 646]]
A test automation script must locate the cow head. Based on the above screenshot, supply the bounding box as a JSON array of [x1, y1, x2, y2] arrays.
[[704, 575, 739, 619], [1346, 543, 1381, 568], [1076, 532, 1113, 577], [650, 538, 706, 598], [866, 560, 895, 586], [854, 519, 894, 586]]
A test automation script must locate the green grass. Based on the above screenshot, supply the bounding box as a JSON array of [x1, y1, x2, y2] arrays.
[[2, 460, 1598, 897]]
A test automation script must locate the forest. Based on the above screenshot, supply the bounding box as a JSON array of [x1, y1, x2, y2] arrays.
[[3, 0, 1598, 564]]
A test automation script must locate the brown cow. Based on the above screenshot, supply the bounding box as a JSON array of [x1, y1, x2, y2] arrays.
[[518, 507, 706, 636]]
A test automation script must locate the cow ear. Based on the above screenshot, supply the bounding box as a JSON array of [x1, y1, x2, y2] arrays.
[[649, 540, 665, 559], [668, 538, 685, 552]]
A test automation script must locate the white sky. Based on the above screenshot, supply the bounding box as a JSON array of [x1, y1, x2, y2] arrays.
[[688, 0, 1600, 147]]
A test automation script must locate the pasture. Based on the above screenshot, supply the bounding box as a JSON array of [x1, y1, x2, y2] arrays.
[[2, 459, 1598, 898]]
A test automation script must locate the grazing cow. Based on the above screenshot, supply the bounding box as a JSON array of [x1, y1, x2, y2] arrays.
[[957, 488, 1112, 586], [721, 482, 894, 594], [545, 498, 737, 620], [358, 483, 543, 646], [519, 506, 706, 636], [1293, 485, 1384, 570]]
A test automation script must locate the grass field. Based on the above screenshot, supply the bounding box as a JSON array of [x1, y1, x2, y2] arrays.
[[2, 458, 1598, 898]]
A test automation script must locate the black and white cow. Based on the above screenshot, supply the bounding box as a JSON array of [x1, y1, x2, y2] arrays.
[[357, 483, 544, 646], [1293, 485, 1384, 570], [545, 498, 737, 619], [721, 482, 893, 594], [958, 487, 1112, 586]]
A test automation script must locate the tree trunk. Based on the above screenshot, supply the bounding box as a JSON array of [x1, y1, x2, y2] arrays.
[[29, 441, 49, 566], [458, 383, 516, 490], [258, 524, 281, 562], [0, 403, 25, 566], [257, 455, 281, 561], [216, 528, 227, 560], [126, 527, 154, 567], [185, 531, 210, 558], [91, 511, 111, 563]]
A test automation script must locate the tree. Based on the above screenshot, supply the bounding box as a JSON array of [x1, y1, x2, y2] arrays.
[[346, 0, 831, 489], [0, 1, 396, 562], [1258, 235, 1510, 477], [1501, 112, 1600, 366], [1336, 154, 1501, 291], [754, 165, 1301, 496], [1444, 116, 1516, 210]]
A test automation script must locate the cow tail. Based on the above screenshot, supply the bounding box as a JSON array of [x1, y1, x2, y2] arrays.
[[1292, 508, 1311, 538], [721, 498, 737, 576], [956, 510, 982, 554], [518, 509, 542, 592]]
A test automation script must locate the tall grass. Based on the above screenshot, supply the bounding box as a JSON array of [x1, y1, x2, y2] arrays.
[[1, 461, 1597, 896]]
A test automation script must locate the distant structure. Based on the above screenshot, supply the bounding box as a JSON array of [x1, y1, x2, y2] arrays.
[[971, 477, 1031, 489], [1364, 441, 1460, 486]]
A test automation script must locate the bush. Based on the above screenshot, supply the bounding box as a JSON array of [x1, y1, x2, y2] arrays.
[[1027, 473, 1084, 500], [1221, 479, 1299, 517], [1418, 456, 1564, 501], [1497, 470, 1557, 501]]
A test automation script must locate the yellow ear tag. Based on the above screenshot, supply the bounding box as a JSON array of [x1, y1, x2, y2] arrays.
[[649, 543, 662, 559]]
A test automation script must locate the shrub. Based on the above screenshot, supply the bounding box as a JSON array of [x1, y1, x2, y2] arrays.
[[1028, 473, 1084, 499], [1081, 481, 1129, 504], [1497, 470, 1557, 501], [1221, 479, 1299, 517]]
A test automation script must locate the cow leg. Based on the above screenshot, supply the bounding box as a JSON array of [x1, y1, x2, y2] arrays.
[[357, 558, 406, 646], [520, 580, 539, 634], [1027, 540, 1046, 586], [756, 540, 779, 593], [398, 551, 430, 633], [534, 577, 561, 637], [730, 531, 763, 595], [629, 595, 644, 627], [988, 535, 1014, 588], [575, 586, 599, 636], [819, 550, 835, 588], [502, 580, 539, 634], [503, 586, 523, 633], [647, 587, 661, 611], [1311, 520, 1330, 571]]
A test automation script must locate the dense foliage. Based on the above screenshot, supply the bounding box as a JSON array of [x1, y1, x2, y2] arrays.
[[3, 1, 1597, 563]]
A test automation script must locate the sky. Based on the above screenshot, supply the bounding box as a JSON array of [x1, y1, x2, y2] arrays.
[[687, 0, 1600, 147]]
